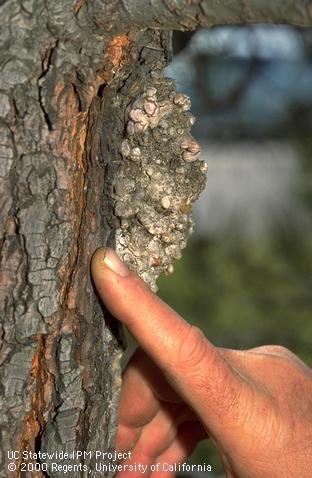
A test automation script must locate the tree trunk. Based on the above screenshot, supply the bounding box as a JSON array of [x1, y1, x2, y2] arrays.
[[1, 1, 311, 477], [0, 2, 171, 476]]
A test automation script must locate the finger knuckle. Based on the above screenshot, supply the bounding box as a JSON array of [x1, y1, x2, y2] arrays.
[[267, 345, 293, 357], [176, 325, 208, 370]]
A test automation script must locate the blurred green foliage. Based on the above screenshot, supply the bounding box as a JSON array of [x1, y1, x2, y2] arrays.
[[158, 231, 312, 366]]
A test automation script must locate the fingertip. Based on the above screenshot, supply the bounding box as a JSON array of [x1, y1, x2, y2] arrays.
[[90, 247, 145, 320], [91, 247, 130, 282], [90, 246, 107, 278]]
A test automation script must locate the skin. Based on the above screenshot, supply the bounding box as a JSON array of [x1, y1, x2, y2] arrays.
[[91, 247, 312, 478]]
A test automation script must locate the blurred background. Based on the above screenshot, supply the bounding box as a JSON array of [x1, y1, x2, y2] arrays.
[[125, 25, 312, 477]]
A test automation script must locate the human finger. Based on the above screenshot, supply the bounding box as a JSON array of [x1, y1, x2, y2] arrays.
[[117, 348, 180, 453], [149, 421, 207, 478], [91, 248, 249, 443], [116, 404, 192, 478]]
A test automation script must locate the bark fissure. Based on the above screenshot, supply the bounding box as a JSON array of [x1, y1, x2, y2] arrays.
[[37, 44, 58, 132]]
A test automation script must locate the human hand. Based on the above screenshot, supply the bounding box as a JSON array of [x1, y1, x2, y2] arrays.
[[91, 248, 312, 478]]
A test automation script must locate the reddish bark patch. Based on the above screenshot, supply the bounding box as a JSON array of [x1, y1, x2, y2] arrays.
[[74, 0, 86, 15], [107, 34, 129, 71], [17, 335, 54, 477]]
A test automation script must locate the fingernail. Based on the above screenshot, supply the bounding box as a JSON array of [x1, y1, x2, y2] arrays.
[[103, 248, 130, 277]]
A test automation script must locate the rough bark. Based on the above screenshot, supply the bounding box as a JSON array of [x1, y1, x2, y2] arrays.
[[119, 0, 312, 29], [0, 2, 172, 477], [1, 1, 311, 478]]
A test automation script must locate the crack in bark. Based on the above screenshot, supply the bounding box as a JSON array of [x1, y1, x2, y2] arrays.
[[18, 335, 52, 477], [37, 43, 58, 132]]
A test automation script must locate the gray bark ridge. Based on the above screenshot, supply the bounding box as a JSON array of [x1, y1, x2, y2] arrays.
[[119, 0, 312, 29]]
